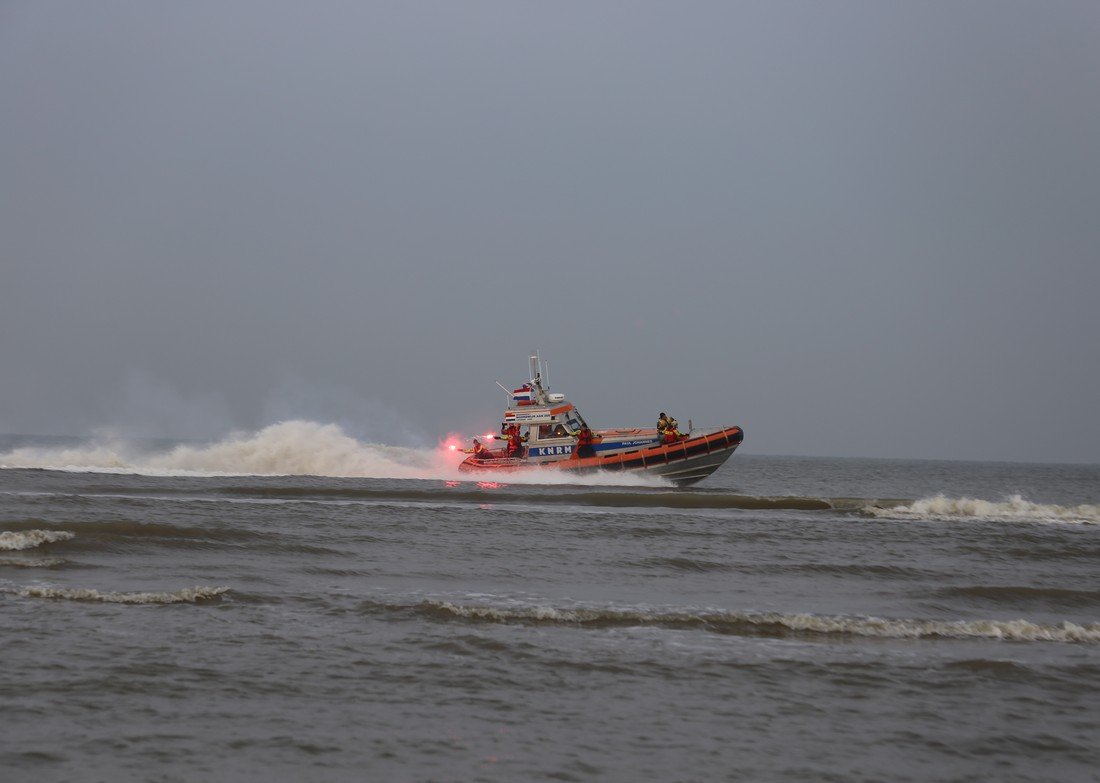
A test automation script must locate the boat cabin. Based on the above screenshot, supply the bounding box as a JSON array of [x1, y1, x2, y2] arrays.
[[497, 355, 660, 463]]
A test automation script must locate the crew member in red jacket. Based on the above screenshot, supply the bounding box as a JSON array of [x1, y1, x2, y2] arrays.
[[498, 424, 528, 458], [571, 425, 597, 459]]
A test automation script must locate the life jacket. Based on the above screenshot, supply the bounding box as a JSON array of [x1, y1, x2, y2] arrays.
[[463, 441, 489, 456]]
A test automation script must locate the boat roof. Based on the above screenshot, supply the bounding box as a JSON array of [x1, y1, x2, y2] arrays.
[[500, 354, 589, 426], [503, 402, 574, 424]]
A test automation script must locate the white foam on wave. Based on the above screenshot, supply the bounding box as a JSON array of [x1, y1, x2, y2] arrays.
[[0, 530, 75, 551], [17, 585, 230, 604], [752, 612, 1100, 643], [0, 420, 669, 486], [426, 601, 1100, 643], [868, 494, 1100, 525], [0, 557, 67, 568]]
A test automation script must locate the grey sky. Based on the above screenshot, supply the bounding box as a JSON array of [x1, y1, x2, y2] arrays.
[[2, 1, 1098, 462]]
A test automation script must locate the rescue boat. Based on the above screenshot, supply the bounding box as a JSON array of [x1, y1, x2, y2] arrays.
[[457, 355, 744, 486]]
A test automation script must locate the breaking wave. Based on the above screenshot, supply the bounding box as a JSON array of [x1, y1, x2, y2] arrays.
[[0, 421, 666, 487], [15, 585, 229, 604], [0, 557, 67, 568], [868, 494, 1100, 525], [411, 600, 1100, 643], [0, 530, 75, 551]]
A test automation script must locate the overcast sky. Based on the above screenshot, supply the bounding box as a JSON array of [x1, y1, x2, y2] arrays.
[[2, 1, 1098, 463]]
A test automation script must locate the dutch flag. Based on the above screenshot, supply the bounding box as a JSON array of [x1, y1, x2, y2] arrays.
[[512, 384, 533, 403]]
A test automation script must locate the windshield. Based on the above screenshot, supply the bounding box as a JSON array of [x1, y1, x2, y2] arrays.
[[565, 411, 588, 431]]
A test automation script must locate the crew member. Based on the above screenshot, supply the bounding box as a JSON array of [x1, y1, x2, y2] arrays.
[[498, 424, 527, 458], [461, 438, 492, 460], [571, 425, 597, 459], [658, 412, 681, 443]]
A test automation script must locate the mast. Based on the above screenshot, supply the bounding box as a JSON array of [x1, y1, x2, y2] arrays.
[[528, 352, 550, 404]]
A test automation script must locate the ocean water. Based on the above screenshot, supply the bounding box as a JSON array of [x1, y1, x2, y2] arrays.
[[1, 424, 1098, 783]]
